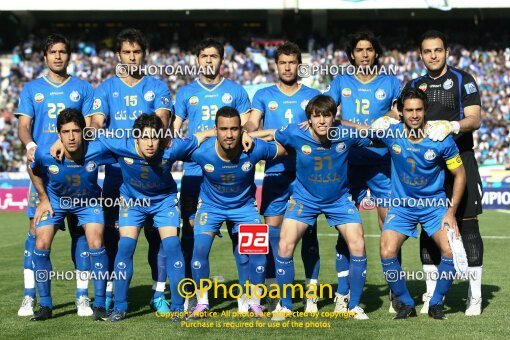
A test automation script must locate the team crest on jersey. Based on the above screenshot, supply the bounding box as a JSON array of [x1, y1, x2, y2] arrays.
[[301, 145, 312, 155], [424, 149, 436, 161], [300, 100, 310, 111], [391, 144, 402, 154], [34, 93, 44, 103], [443, 78, 454, 90], [189, 96, 199, 105], [375, 88, 387, 100], [342, 88, 352, 98], [336, 142, 347, 153], [161, 97, 170, 106], [48, 165, 59, 174], [464, 82, 477, 94], [222, 93, 233, 104], [123, 157, 134, 165], [144, 90, 155, 101], [69, 91, 80, 102], [242, 162, 253, 172], [86, 161, 97, 172], [204, 164, 214, 172], [418, 83, 428, 92], [268, 101, 278, 111], [93, 98, 101, 110], [112, 91, 119, 98]]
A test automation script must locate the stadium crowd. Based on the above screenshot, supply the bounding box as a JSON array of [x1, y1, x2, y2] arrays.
[[0, 42, 508, 171]]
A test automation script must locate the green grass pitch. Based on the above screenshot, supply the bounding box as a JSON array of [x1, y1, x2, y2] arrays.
[[1, 210, 509, 339]]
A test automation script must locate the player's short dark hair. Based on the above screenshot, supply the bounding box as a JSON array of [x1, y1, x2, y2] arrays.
[[57, 108, 86, 133], [305, 95, 337, 120], [215, 106, 240, 126], [397, 88, 429, 112], [419, 30, 448, 51], [346, 31, 383, 66], [133, 113, 163, 138], [43, 34, 70, 56], [116, 28, 148, 55], [275, 42, 302, 64], [195, 38, 224, 59]]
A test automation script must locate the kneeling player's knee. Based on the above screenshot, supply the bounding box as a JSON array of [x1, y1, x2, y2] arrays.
[[88, 238, 103, 250]]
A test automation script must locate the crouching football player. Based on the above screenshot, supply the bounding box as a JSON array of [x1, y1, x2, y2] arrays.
[[371, 88, 466, 320], [28, 109, 116, 321], [98, 114, 215, 322]]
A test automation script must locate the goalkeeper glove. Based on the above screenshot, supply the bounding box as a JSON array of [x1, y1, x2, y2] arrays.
[[426, 120, 460, 142], [370, 116, 400, 131]]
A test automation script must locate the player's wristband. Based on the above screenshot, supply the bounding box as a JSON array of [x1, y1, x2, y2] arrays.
[[26, 142, 37, 151], [451, 121, 460, 134]]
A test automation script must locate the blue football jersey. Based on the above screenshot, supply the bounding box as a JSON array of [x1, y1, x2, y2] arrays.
[[252, 84, 320, 173], [275, 124, 371, 204], [92, 76, 173, 176], [16, 75, 94, 146], [99, 136, 199, 201], [377, 124, 461, 200], [174, 78, 251, 174], [190, 138, 277, 209], [31, 141, 116, 206], [324, 74, 401, 165]]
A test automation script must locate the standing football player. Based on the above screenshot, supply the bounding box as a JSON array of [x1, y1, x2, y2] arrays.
[[87, 29, 173, 313], [404, 30, 484, 315], [324, 31, 401, 313], [245, 42, 321, 312], [16, 34, 95, 317], [171, 38, 251, 310]]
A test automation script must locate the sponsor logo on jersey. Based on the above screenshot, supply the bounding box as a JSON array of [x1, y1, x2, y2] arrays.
[[204, 164, 214, 172], [464, 82, 477, 94], [242, 162, 253, 172], [375, 88, 387, 100], [268, 101, 278, 111], [144, 90, 155, 101], [342, 88, 352, 98], [123, 157, 134, 165], [418, 83, 428, 92], [86, 161, 97, 172], [424, 149, 436, 160], [300, 99, 310, 111], [93, 98, 101, 111], [391, 144, 402, 154], [336, 142, 347, 153], [222, 93, 233, 104], [443, 78, 454, 90], [189, 96, 199, 105], [69, 91, 80, 102], [48, 165, 59, 174], [301, 145, 312, 155], [34, 93, 44, 103]]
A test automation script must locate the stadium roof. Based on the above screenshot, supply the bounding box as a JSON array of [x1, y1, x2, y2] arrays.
[[3, 0, 510, 10]]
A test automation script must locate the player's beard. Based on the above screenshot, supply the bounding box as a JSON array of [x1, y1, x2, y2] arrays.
[[280, 75, 298, 87]]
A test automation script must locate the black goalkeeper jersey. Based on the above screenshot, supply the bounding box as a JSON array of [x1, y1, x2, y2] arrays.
[[404, 66, 481, 153]]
